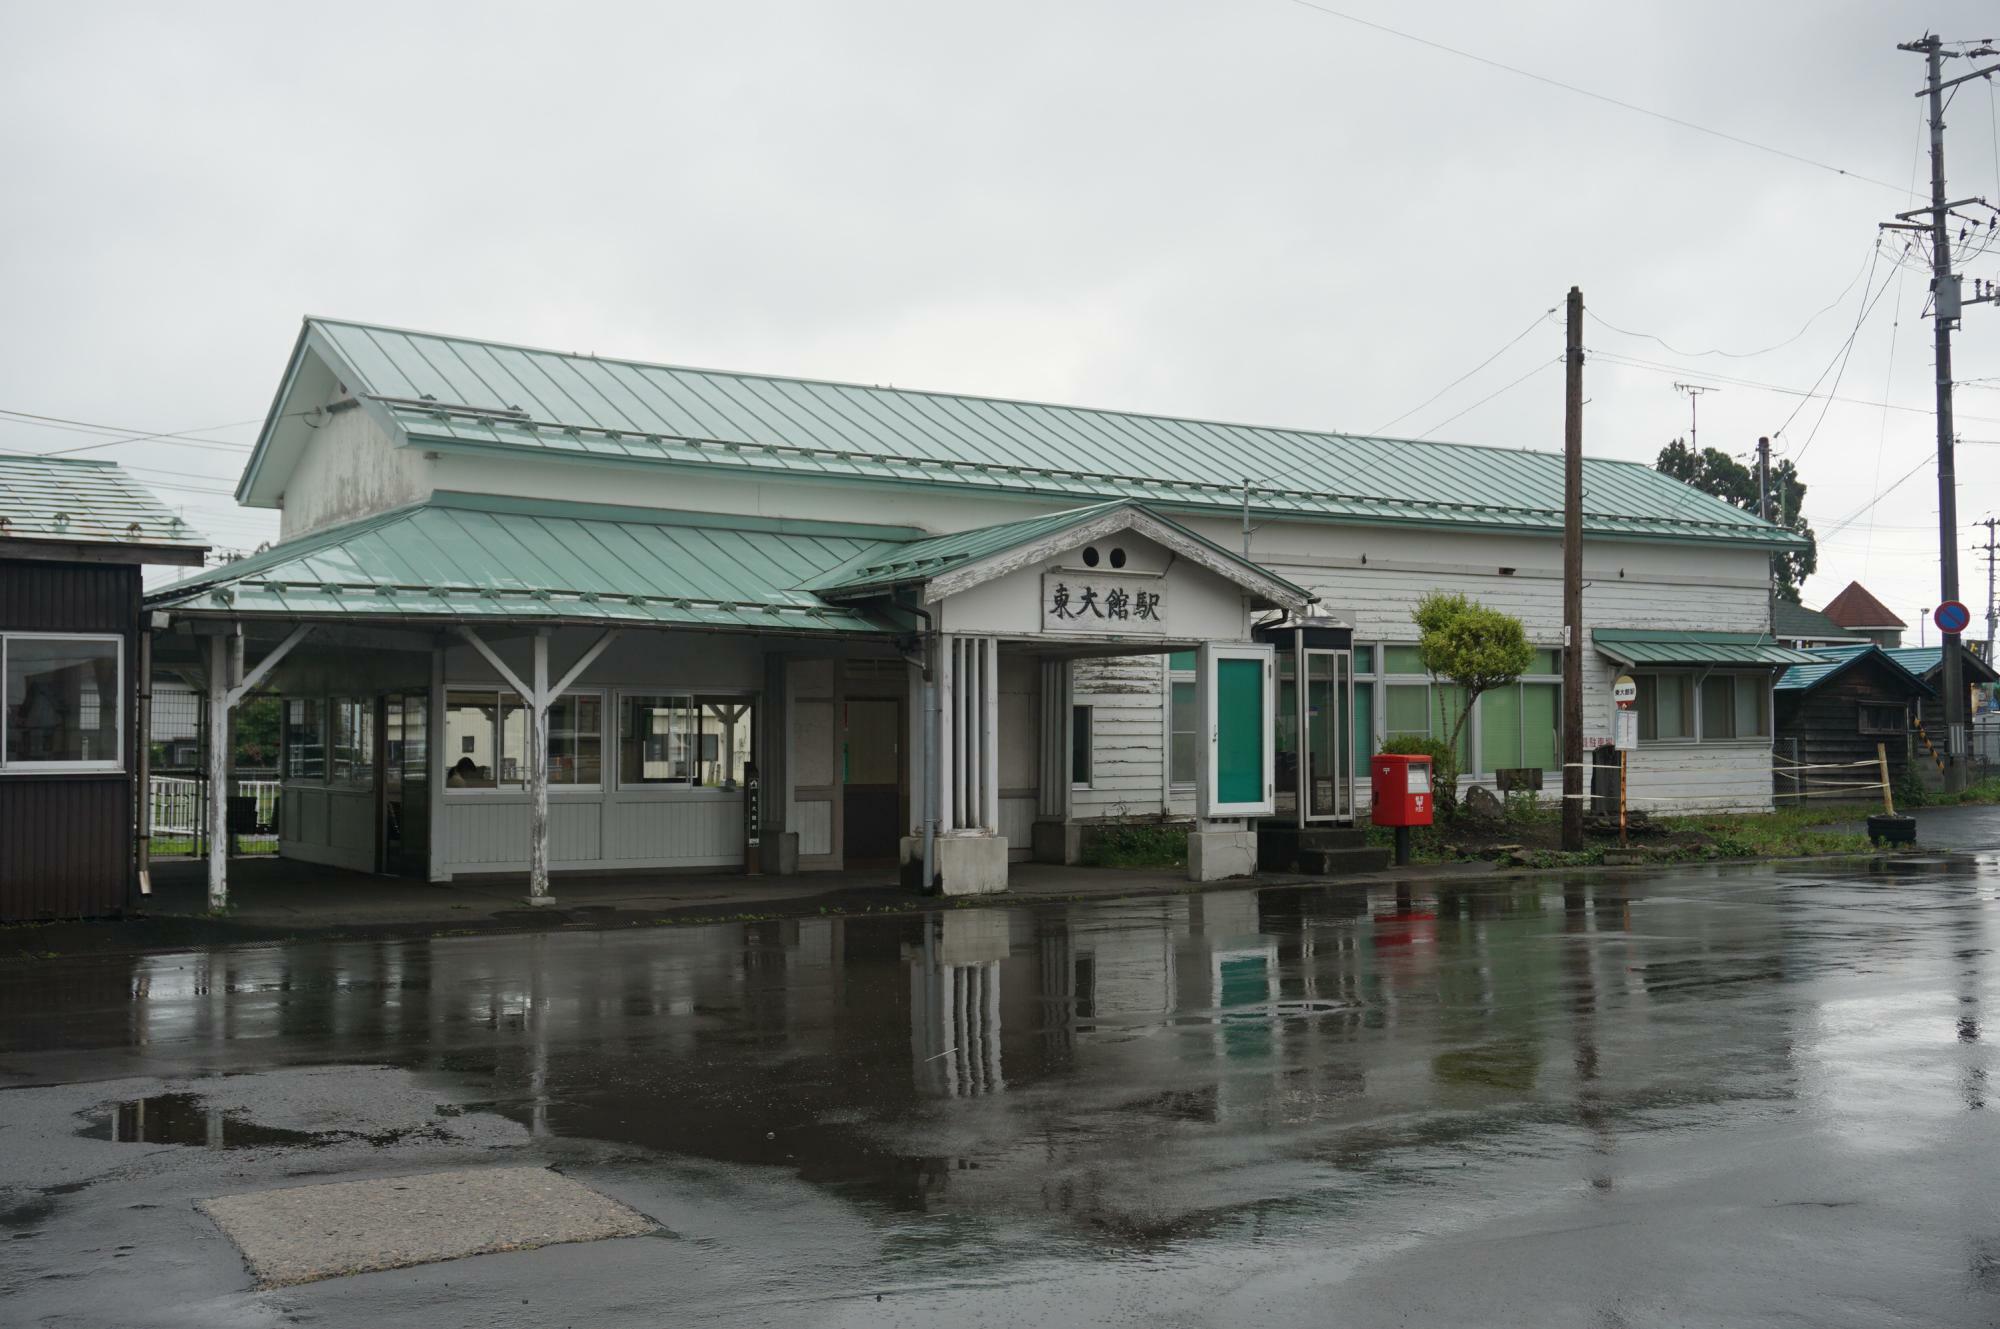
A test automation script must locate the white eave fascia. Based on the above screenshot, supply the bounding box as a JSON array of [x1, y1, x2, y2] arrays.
[[921, 505, 1314, 612]]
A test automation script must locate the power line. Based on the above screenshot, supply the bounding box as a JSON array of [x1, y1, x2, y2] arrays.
[[1791, 241, 1887, 462], [1772, 243, 1898, 453], [1372, 308, 1555, 433], [0, 406, 260, 456], [1589, 348, 2000, 424], [1276, 0, 1914, 195], [1822, 450, 1936, 537], [1413, 356, 1560, 440], [1585, 247, 1876, 359]]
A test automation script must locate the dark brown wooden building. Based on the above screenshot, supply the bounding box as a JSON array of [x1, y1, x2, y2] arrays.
[[1772, 645, 1930, 802], [1881, 647, 2000, 765], [1, 457, 207, 920]]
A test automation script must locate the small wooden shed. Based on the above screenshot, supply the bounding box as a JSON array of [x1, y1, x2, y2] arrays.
[[1, 458, 207, 920], [1772, 645, 1930, 801]]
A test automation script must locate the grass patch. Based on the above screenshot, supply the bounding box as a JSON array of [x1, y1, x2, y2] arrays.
[[1651, 802, 1871, 858], [1926, 775, 2000, 807], [1078, 823, 1188, 869], [149, 836, 278, 857]]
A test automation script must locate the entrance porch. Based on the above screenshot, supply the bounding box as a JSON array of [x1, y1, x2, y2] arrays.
[[142, 494, 1318, 907]]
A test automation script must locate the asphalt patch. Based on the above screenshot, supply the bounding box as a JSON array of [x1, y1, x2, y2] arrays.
[[199, 1165, 654, 1287]]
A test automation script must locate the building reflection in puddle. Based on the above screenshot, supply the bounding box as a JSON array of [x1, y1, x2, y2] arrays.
[[15, 864, 1999, 1246], [909, 912, 1007, 1097]]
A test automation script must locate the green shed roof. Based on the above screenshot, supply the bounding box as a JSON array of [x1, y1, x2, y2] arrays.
[[1771, 599, 1860, 641], [241, 318, 1806, 551], [145, 492, 910, 634], [0, 455, 207, 554], [1592, 629, 1821, 669], [1885, 646, 2000, 684], [1775, 644, 1933, 694]]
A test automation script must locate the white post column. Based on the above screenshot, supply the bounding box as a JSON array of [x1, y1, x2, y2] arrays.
[[981, 637, 1000, 833], [963, 638, 976, 829], [526, 631, 552, 904], [205, 632, 231, 910], [936, 633, 955, 834]]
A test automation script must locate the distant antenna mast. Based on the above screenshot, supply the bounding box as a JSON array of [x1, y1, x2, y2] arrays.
[[1673, 381, 1720, 451]]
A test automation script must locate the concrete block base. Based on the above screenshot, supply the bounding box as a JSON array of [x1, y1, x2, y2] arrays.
[[903, 833, 1009, 895], [1188, 829, 1257, 882], [521, 894, 560, 907], [1031, 820, 1081, 865], [769, 831, 800, 876]]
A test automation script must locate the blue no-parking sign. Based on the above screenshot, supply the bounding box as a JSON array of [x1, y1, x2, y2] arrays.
[[1935, 600, 1971, 635]]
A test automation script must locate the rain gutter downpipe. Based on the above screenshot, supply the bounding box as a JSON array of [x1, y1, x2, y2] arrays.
[[903, 595, 939, 895]]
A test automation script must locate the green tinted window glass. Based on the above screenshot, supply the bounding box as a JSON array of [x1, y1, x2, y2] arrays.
[[1735, 675, 1768, 737], [1385, 684, 1429, 734], [1532, 649, 1561, 674], [1169, 681, 1198, 784], [1431, 684, 1471, 765], [1353, 646, 1374, 673], [1168, 650, 1197, 672], [1700, 674, 1736, 739], [1216, 658, 1265, 804], [1353, 683, 1374, 766], [1522, 683, 1559, 770], [1385, 646, 1426, 674], [1482, 685, 1522, 772]]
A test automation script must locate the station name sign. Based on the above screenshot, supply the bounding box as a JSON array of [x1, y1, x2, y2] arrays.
[[1042, 573, 1168, 635]]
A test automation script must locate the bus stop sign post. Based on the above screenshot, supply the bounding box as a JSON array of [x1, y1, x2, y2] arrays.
[[1612, 675, 1638, 847]]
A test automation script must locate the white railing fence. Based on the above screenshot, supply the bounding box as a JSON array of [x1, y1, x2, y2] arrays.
[[148, 777, 281, 855]]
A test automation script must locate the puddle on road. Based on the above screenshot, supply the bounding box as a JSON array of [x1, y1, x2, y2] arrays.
[[79, 1094, 327, 1149]]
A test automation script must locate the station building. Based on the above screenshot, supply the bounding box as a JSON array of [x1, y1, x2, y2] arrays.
[[145, 318, 1809, 902]]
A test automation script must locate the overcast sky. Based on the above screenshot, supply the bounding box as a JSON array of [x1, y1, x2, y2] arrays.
[[4, 1, 1998, 632]]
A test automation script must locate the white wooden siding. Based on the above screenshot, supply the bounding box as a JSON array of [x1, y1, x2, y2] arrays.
[[1070, 655, 1168, 818], [793, 798, 833, 856], [278, 784, 374, 871]]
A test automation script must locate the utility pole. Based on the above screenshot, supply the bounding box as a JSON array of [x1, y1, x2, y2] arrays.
[[1756, 435, 1774, 609], [1976, 520, 1992, 664], [1673, 382, 1718, 452], [1562, 286, 1585, 852], [1884, 34, 2000, 792]]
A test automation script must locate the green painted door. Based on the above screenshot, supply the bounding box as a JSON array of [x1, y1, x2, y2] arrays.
[[1216, 657, 1265, 805]]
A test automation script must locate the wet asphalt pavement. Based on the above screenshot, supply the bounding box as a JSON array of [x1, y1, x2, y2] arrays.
[[4, 837, 2000, 1324]]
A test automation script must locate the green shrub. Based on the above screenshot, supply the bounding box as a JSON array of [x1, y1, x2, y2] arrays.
[[1379, 734, 1458, 820], [1078, 822, 1189, 869], [1892, 766, 1930, 810]]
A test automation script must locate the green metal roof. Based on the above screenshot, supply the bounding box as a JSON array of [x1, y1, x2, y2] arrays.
[[1592, 629, 1821, 669], [1886, 646, 2000, 684], [811, 498, 1314, 606], [145, 492, 910, 634], [1776, 644, 1933, 694], [0, 455, 207, 551], [1771, 599, 1859, 641], [244, 318, 1806, 550]]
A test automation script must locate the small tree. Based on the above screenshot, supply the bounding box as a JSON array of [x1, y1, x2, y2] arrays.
[[1411, 591, 1536, 764]]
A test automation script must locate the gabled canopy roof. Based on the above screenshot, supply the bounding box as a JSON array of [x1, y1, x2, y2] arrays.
[[145, 492, 1307, 635], [235, 317, 1807, 551], [1819, 581, 1905, 629], [1885, 646, 2000, 685], [1775, 644, 1934, 695], [0, 456, 208, 563], [146, 492, 913, 634], [812, 499, 1314, 610], [1592, 629, 1821, 669]]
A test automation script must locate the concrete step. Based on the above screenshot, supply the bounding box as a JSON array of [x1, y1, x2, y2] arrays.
[[1296, 845, 1393, 877], [1256, 824, 1371, 872]]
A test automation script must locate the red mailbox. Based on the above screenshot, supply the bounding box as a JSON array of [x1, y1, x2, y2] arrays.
[[1370, 753, 1434, 827]]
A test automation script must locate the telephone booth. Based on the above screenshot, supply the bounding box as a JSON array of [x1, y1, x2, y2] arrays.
[[1255, 617, 1356, 825]]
